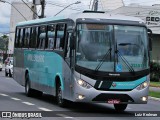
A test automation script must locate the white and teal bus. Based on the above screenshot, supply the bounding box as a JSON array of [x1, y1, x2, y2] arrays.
[[14, 11, 151, 111]]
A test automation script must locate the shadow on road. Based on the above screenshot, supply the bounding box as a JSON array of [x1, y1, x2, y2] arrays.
[[20, 93, 134, 117]]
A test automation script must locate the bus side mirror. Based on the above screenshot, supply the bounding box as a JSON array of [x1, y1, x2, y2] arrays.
[[70, 35, 75, 49]]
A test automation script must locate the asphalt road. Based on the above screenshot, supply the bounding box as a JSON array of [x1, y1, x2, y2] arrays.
[[0, 70, 160, 120]]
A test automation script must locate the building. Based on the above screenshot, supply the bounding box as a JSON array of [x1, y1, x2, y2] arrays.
[[100, 0, 124, 11], [110, 4, 160, 62], [9, 1, 36, 55], [91, 0, 124, 11]]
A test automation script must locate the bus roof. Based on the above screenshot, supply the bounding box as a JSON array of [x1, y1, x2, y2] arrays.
[[17, 16, 66, 26], [17, 11, 145, 27], [68, 11, 144, 23]]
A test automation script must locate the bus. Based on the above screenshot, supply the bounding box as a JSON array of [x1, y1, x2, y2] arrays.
[[14, 11, 151, 111]]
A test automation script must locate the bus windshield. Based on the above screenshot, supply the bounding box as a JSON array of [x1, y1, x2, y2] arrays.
[[76, 24, 149, 72]]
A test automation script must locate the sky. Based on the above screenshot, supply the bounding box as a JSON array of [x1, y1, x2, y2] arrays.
[[0, 0, 160, 34]]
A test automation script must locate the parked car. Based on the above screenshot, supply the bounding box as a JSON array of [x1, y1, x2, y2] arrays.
[[5, 60, 13, 77], [4, 57, 13, 66], [0, 63, 2, 71]]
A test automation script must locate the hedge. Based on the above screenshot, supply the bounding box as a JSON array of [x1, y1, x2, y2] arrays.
[[150, 62, 160, 82]]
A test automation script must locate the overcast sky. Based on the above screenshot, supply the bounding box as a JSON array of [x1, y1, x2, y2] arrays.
[[0, 0, 160, 34]]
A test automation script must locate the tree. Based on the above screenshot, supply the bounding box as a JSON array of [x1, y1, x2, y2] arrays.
[[0, 35, 9, 63]]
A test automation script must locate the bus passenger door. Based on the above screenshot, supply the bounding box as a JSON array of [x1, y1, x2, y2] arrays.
[[64, 32, 73, 100]]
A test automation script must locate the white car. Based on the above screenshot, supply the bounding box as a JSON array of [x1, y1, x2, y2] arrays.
[[0, 63, 2, 71], [5, 60, 13, 77]]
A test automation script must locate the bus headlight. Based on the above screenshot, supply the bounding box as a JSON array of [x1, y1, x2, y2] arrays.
[[136, 80, 149, 90], [77, 79, 92, 89]]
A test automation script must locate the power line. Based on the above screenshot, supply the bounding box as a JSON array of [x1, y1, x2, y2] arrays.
[[47, 2, 82, 11], [21, 0, 39, 18], [0, 0, 27, 21]]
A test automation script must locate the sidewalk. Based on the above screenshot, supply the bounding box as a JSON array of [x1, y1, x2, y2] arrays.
[[149, 86, 160, 92]]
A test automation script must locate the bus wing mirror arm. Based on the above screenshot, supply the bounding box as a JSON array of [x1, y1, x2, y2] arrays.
[[70, 35, 76, 50]]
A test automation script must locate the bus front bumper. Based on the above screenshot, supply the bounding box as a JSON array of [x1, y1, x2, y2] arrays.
[[73, 83, 149, 104]]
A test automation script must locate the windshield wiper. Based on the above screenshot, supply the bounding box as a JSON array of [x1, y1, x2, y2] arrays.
[[95, 48, 112, 71], [115, 50, 135, 74]]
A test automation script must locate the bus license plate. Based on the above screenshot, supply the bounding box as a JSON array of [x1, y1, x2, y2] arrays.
[[107, 99, 120, 104]]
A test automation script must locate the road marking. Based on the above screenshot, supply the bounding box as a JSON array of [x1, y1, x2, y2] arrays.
[[11, 97, 21, 101], [57, 114, 76, 119], [0, 93, 9, 96], [22, 102, 35, 106], [127, 107, 131, 110], [149, 96, 160, 101], [38, 107, 52, 111], [65, 117, 74, 119], [5, 78, 11, 79]]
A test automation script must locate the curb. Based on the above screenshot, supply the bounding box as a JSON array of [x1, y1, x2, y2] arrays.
[[149, 85, 160, 88], [149, 96, 160, 101]]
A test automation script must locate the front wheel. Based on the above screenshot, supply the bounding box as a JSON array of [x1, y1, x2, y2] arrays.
[[56, 83, 66, 107], [114, 104, 127, 112]]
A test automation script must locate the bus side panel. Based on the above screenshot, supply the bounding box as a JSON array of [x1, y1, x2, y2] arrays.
[[13, 49, 25, 86], [62, 60, 73, 101], [24, 50, 63, 95]]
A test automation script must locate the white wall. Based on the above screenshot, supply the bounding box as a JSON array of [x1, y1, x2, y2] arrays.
[[100, 0, 124, 11], [110, 5, 160, 34], [9, 2, 34, 54]]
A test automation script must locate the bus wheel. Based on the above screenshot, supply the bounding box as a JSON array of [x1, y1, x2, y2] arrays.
[[56, 83, 66, 107], [25, 74, 33, 97], [114, 104, 127, 111]]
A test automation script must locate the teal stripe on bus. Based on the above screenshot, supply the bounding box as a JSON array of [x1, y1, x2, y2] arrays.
[[110, 76, 147, 90]]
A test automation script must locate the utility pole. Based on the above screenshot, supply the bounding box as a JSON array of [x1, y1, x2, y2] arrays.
[[91, 0, 98, 11], [32, 0, 37, 19], [33, 0, 45, 18], [41, 0, 45, 18]]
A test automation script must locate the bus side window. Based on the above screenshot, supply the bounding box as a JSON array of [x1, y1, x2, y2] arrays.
[[15, 28, 20, 48], [38, 26, 46, 49], [47, 24, 56, 49], [55, 24, 66, 50], [66, 33, 71, 58], [36, 26, 40, 48], [30, 27, 37, 48], [19, 28, 24, 48], [24, 28, 31, 48]]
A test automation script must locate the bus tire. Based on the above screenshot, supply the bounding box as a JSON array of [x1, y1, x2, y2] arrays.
[[56, 82, 66, 107], [114, 104, 127, 111], [25, 74, 34, 97]]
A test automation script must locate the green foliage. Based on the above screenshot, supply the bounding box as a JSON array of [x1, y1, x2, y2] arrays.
[[149, 91, 160, 98], [0, 35, 9, 51], [150, 62, 160, 82]]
